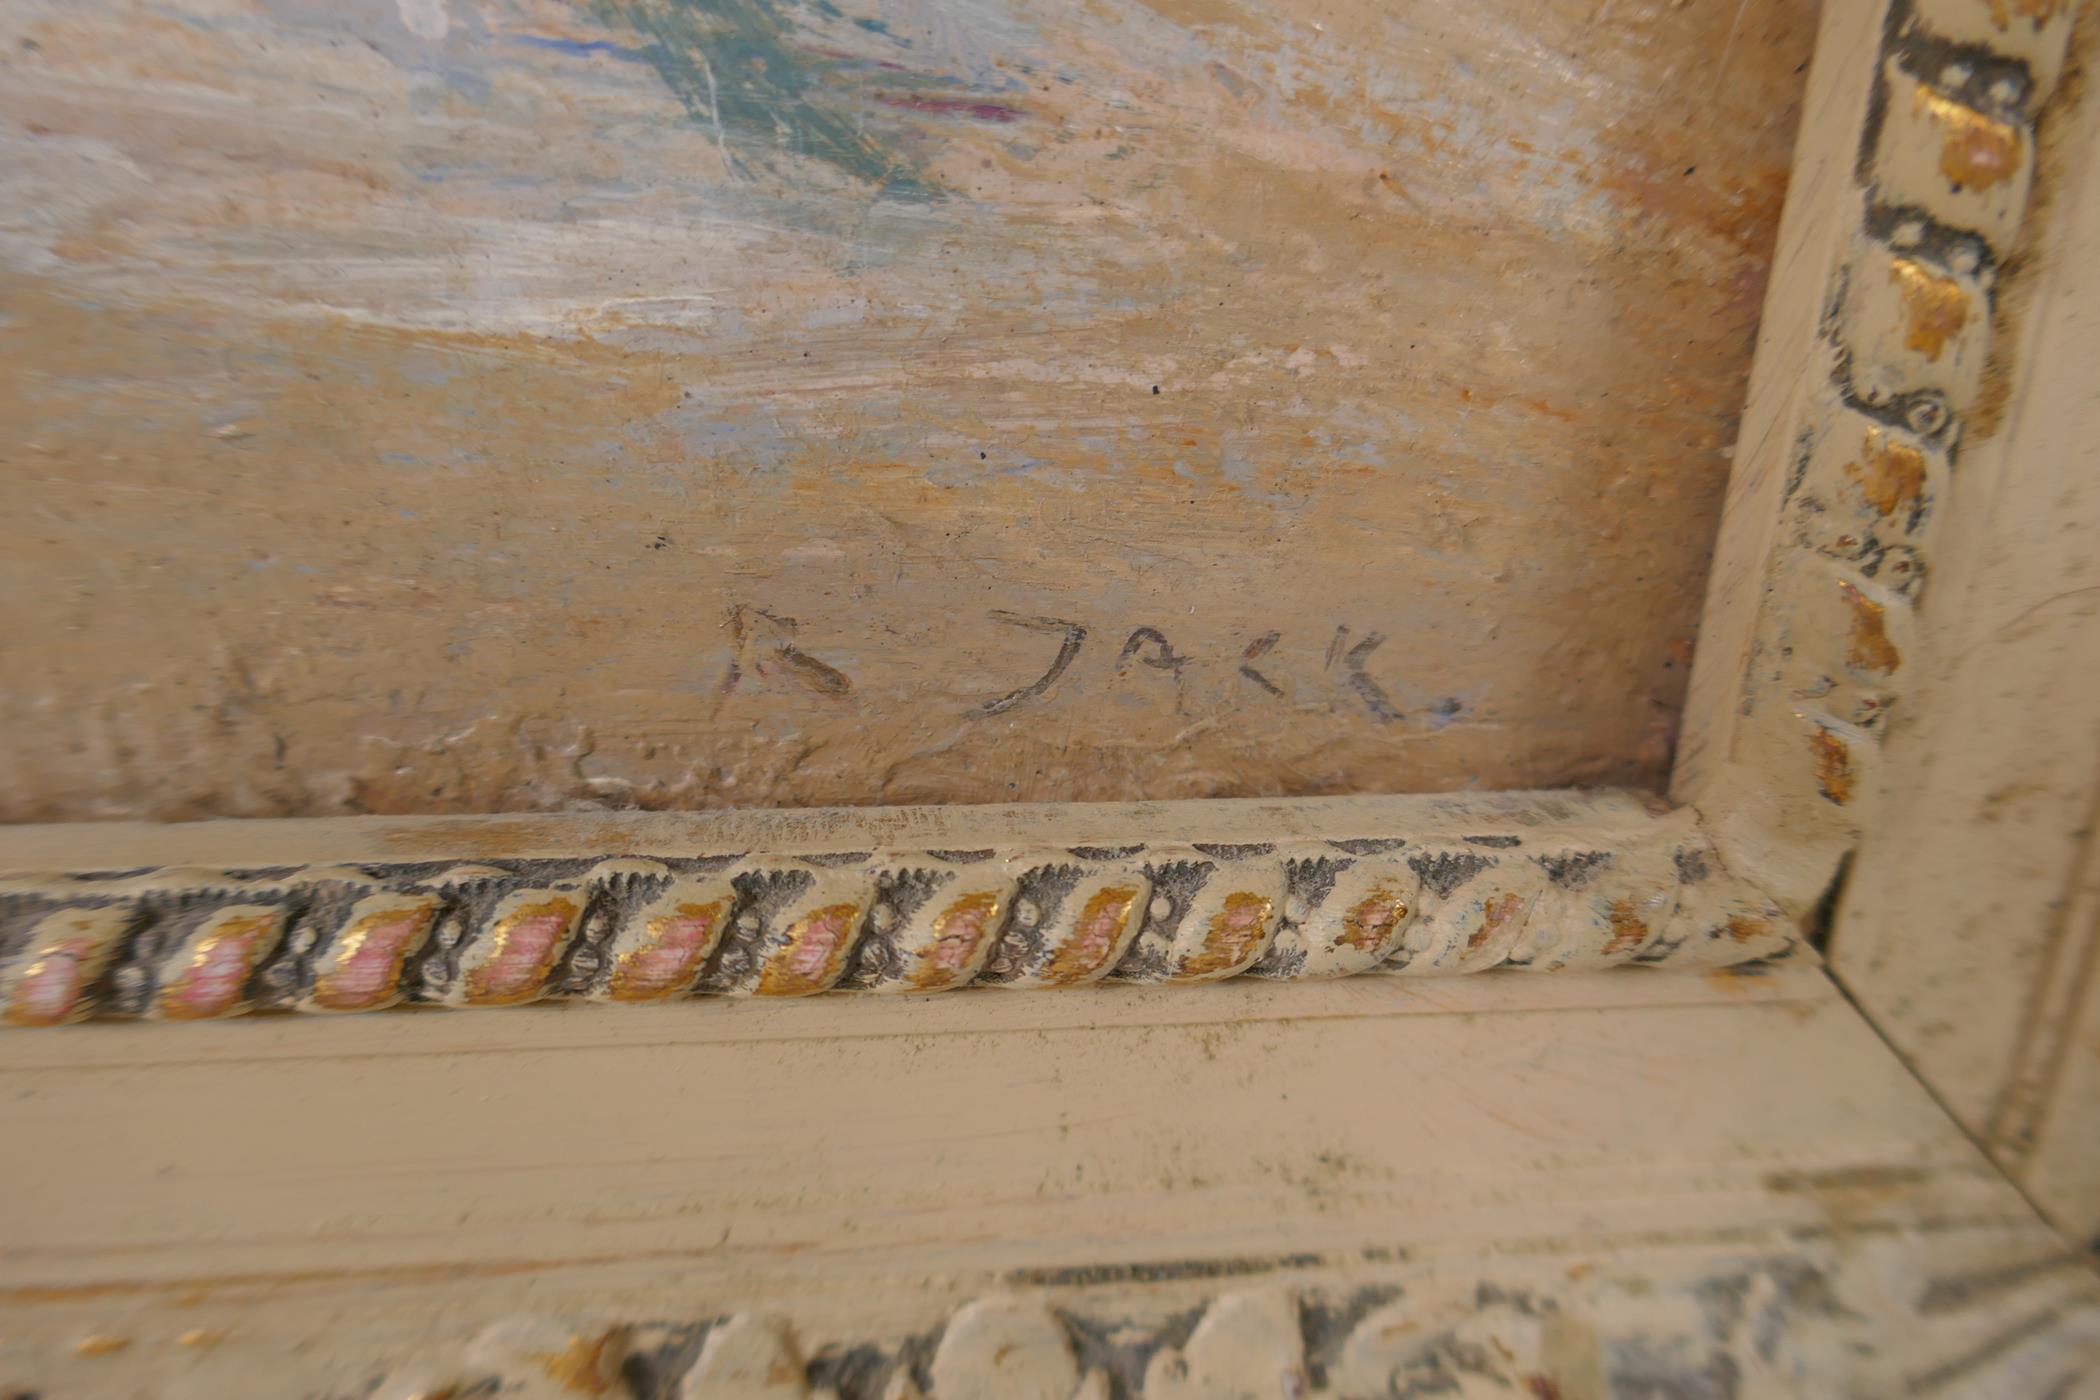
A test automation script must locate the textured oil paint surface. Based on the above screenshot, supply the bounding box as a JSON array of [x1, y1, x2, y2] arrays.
[[0, 0, 1813, 819]]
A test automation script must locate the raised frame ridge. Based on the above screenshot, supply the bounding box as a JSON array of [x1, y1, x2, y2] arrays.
[[1678, 0, 2080, 910], [0, 791, 1789, 1023]]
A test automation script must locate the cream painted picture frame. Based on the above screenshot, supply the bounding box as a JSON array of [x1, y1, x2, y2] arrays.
[[4, 1, 2099, 1396]]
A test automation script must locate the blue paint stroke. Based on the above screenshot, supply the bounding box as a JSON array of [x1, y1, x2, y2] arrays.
[[590, 0, 948, 198], [508, 33, 655, 62]]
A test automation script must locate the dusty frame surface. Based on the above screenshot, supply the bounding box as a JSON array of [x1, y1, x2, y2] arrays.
[[7, 3, 2100, 1393], [0, 0, 2078, 1025]]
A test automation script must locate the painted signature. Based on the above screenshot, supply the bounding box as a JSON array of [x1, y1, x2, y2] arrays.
[[721, 605, 1423, 724]]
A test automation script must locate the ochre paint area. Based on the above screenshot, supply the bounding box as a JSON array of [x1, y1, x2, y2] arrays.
[[0, 0, 1814, 819]]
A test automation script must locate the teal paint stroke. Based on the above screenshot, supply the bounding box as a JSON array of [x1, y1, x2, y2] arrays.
[[593, 0, 934, 198]]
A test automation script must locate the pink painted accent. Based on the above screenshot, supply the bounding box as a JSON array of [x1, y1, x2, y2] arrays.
[[163, 926, 261, 1019], [932, 911, 992, 970], [468, 903, 576, 1002], [613, 906, 723, 998], [314, 908, 430, 1011], [874, 93, 1023, 122], [1074, 909, 1118, 963], [788, 908, 852, 978], [9, 947, 86, 1026]]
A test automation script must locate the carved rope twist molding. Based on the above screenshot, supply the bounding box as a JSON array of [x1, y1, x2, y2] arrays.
[[1739, 0, 2075, 848], [0, 809, 1792, 1024]]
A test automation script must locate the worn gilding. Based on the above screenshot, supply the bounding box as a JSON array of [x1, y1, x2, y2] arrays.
[[1044, 885, 1144, 987], [156, 906, 284, 1021], [1725, 914, 1777, 944], [1675, 0, 2075, 946], [1845, 431, 1930, 519], [909, 890, 1006, 991], [0, 811, 1805, 1024], [1916, 85, 2024, 191], [1888, 258, 1972, 360], [1602, 899, 1652, 956], [1986, 0, 2071, 29], [1268, 853, 1420, 975], [1837, 579, 1902, 674], [461, 895, 583, 1006], [310, 896, 440, 1012], [756, 902, 866, 997], [1465, 894, 1528, 955], [1811, 727, 1857, 806], [1174, 891, 1278, 981], [2, 908, 131, 1028], [1401, 854, 1550, 975], [1336, 888, 1410, 953], [606, 897, 733, 1002]]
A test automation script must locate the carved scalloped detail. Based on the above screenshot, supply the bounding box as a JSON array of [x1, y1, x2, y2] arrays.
[[321, 1236, 2100, 1399], [0, 814, 1799, 1024], [1731, 0, 2073, 864]]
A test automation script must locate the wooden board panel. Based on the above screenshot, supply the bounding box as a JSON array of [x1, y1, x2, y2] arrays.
[[5, 966, 2099, 1396], [0, 788, 1667, 869], [0, 0, 1813, 820], [1832, 6, 2100, 1245], [12, 971, 1912, 1296]]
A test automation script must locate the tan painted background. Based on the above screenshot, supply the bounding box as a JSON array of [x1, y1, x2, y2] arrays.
[[0, 0, 1813, 820]]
